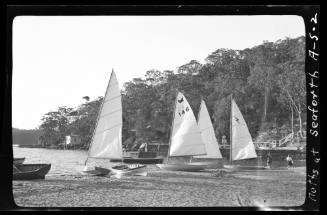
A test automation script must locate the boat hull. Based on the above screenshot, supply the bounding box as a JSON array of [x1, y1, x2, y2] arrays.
[[156, 163, 207, 172], [190, 161, 223, 169], [13, 164, 51, 180], [110, 164, 147, 178], [110, 157, 163, 164], [239, 166, 267, 170], [13, 157, 25, 165], [223, 164, 267, 171], [82, 166, 111, 176]]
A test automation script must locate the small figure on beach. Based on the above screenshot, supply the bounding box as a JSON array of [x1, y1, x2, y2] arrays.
[[266, 152, 272, 169], [286, 154, 294, 169], [221, 135, 227, 146]]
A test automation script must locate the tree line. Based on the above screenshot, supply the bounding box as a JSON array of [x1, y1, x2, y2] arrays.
[[38, 36, 306, 149]]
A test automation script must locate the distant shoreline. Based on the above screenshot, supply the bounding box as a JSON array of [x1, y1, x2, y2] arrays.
[[14, 144, 88, 151], [15, 144, 44, 149]]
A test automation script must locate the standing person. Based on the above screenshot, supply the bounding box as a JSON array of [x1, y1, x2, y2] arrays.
[[221, 135, 227, 146], [286, 154, 294, 169], [266, 152, 272, 169], [138, 142, 146, 152]]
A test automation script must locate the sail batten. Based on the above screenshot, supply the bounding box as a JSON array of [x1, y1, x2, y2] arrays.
[[100, 109, 122, 118], [194, 100, 222, 159], [87, 71, 123, 160], [231, 99, 257, 161], [94, 123, 123, 135], [169, 92, 206, 157], [103, 95, 121, 104]]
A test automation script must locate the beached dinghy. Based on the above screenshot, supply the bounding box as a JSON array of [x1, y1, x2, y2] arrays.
[[13, 157, 25, 165], [13, 164, 51, 180], [110, 157, 164, 164], [110, 150, 164, 164], [156, 163, 208, 172], [110, 147, 165, 164], [83, 70, 146, 177], [82, 166, 111, 176], [110, 164, 147, 178], [223, 95, 266, 171], [190, 100, 223, 169], [156, 92, 208, 172]]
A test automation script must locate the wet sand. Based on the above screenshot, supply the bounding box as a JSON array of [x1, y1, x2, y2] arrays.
[[12, 166, 306, 208]]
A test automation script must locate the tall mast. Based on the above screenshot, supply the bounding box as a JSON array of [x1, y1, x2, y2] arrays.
[[230, 94, 233, 164], [192, 98, 204, 163], [166, 90, 179, 163]]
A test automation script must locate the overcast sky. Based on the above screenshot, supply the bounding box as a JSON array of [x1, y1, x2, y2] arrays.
[[12, 15, 305, 129]]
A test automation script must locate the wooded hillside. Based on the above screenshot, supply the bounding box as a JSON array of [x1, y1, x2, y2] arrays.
[[37, 36, 306, 149]]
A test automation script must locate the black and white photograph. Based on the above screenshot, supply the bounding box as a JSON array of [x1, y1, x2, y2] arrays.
[[3, 5, 320, 211]]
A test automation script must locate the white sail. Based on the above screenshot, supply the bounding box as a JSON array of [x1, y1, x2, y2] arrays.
[[169, 92, 206, 157], [194, 100, 222, 159], [231, 99, 257, 160], [88, 71, 123, 159]]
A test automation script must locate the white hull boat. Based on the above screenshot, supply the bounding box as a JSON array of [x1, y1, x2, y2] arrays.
[[156, 163, 207, 172], [82, 166, 111, 176], [224, 95, 265, 171], [83, 70, 147, 177], [192, 100, 223, 169], [111, 164, 147, 178], [190, 161, 223, 169], [158, 92, 208, 172]]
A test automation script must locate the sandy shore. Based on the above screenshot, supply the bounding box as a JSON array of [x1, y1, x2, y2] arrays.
[[13, 166, 306, 208]]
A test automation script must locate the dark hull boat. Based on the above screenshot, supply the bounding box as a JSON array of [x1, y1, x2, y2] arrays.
[[110, 151, 164, 164], [156, 163, 207, 172], [110, 157, 164, 164], [223, 164, 267, 171], [13, 164, 51, 180], [13, 157, 25, 165]]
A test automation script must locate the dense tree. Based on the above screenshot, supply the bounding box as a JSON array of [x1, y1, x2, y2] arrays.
[[67, 97, 103, 149], [39, 106, 72, 147], [38, 36, 306, 149]]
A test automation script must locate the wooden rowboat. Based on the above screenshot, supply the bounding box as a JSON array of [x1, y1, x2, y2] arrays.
[[13, 164, 51, 180]]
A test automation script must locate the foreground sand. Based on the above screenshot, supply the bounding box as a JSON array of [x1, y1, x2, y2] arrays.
[[13, 166, 306, 208]]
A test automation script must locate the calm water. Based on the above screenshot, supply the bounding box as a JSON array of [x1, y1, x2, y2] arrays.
[[13, 146, 306, 176], [13, 146, 105, 176]]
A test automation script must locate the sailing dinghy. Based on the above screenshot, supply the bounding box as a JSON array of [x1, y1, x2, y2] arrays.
[[223, 95, 265, 170], [156, 92, 208, 172], [191, 100, 223, 169], [82, 70, 146, 177]]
